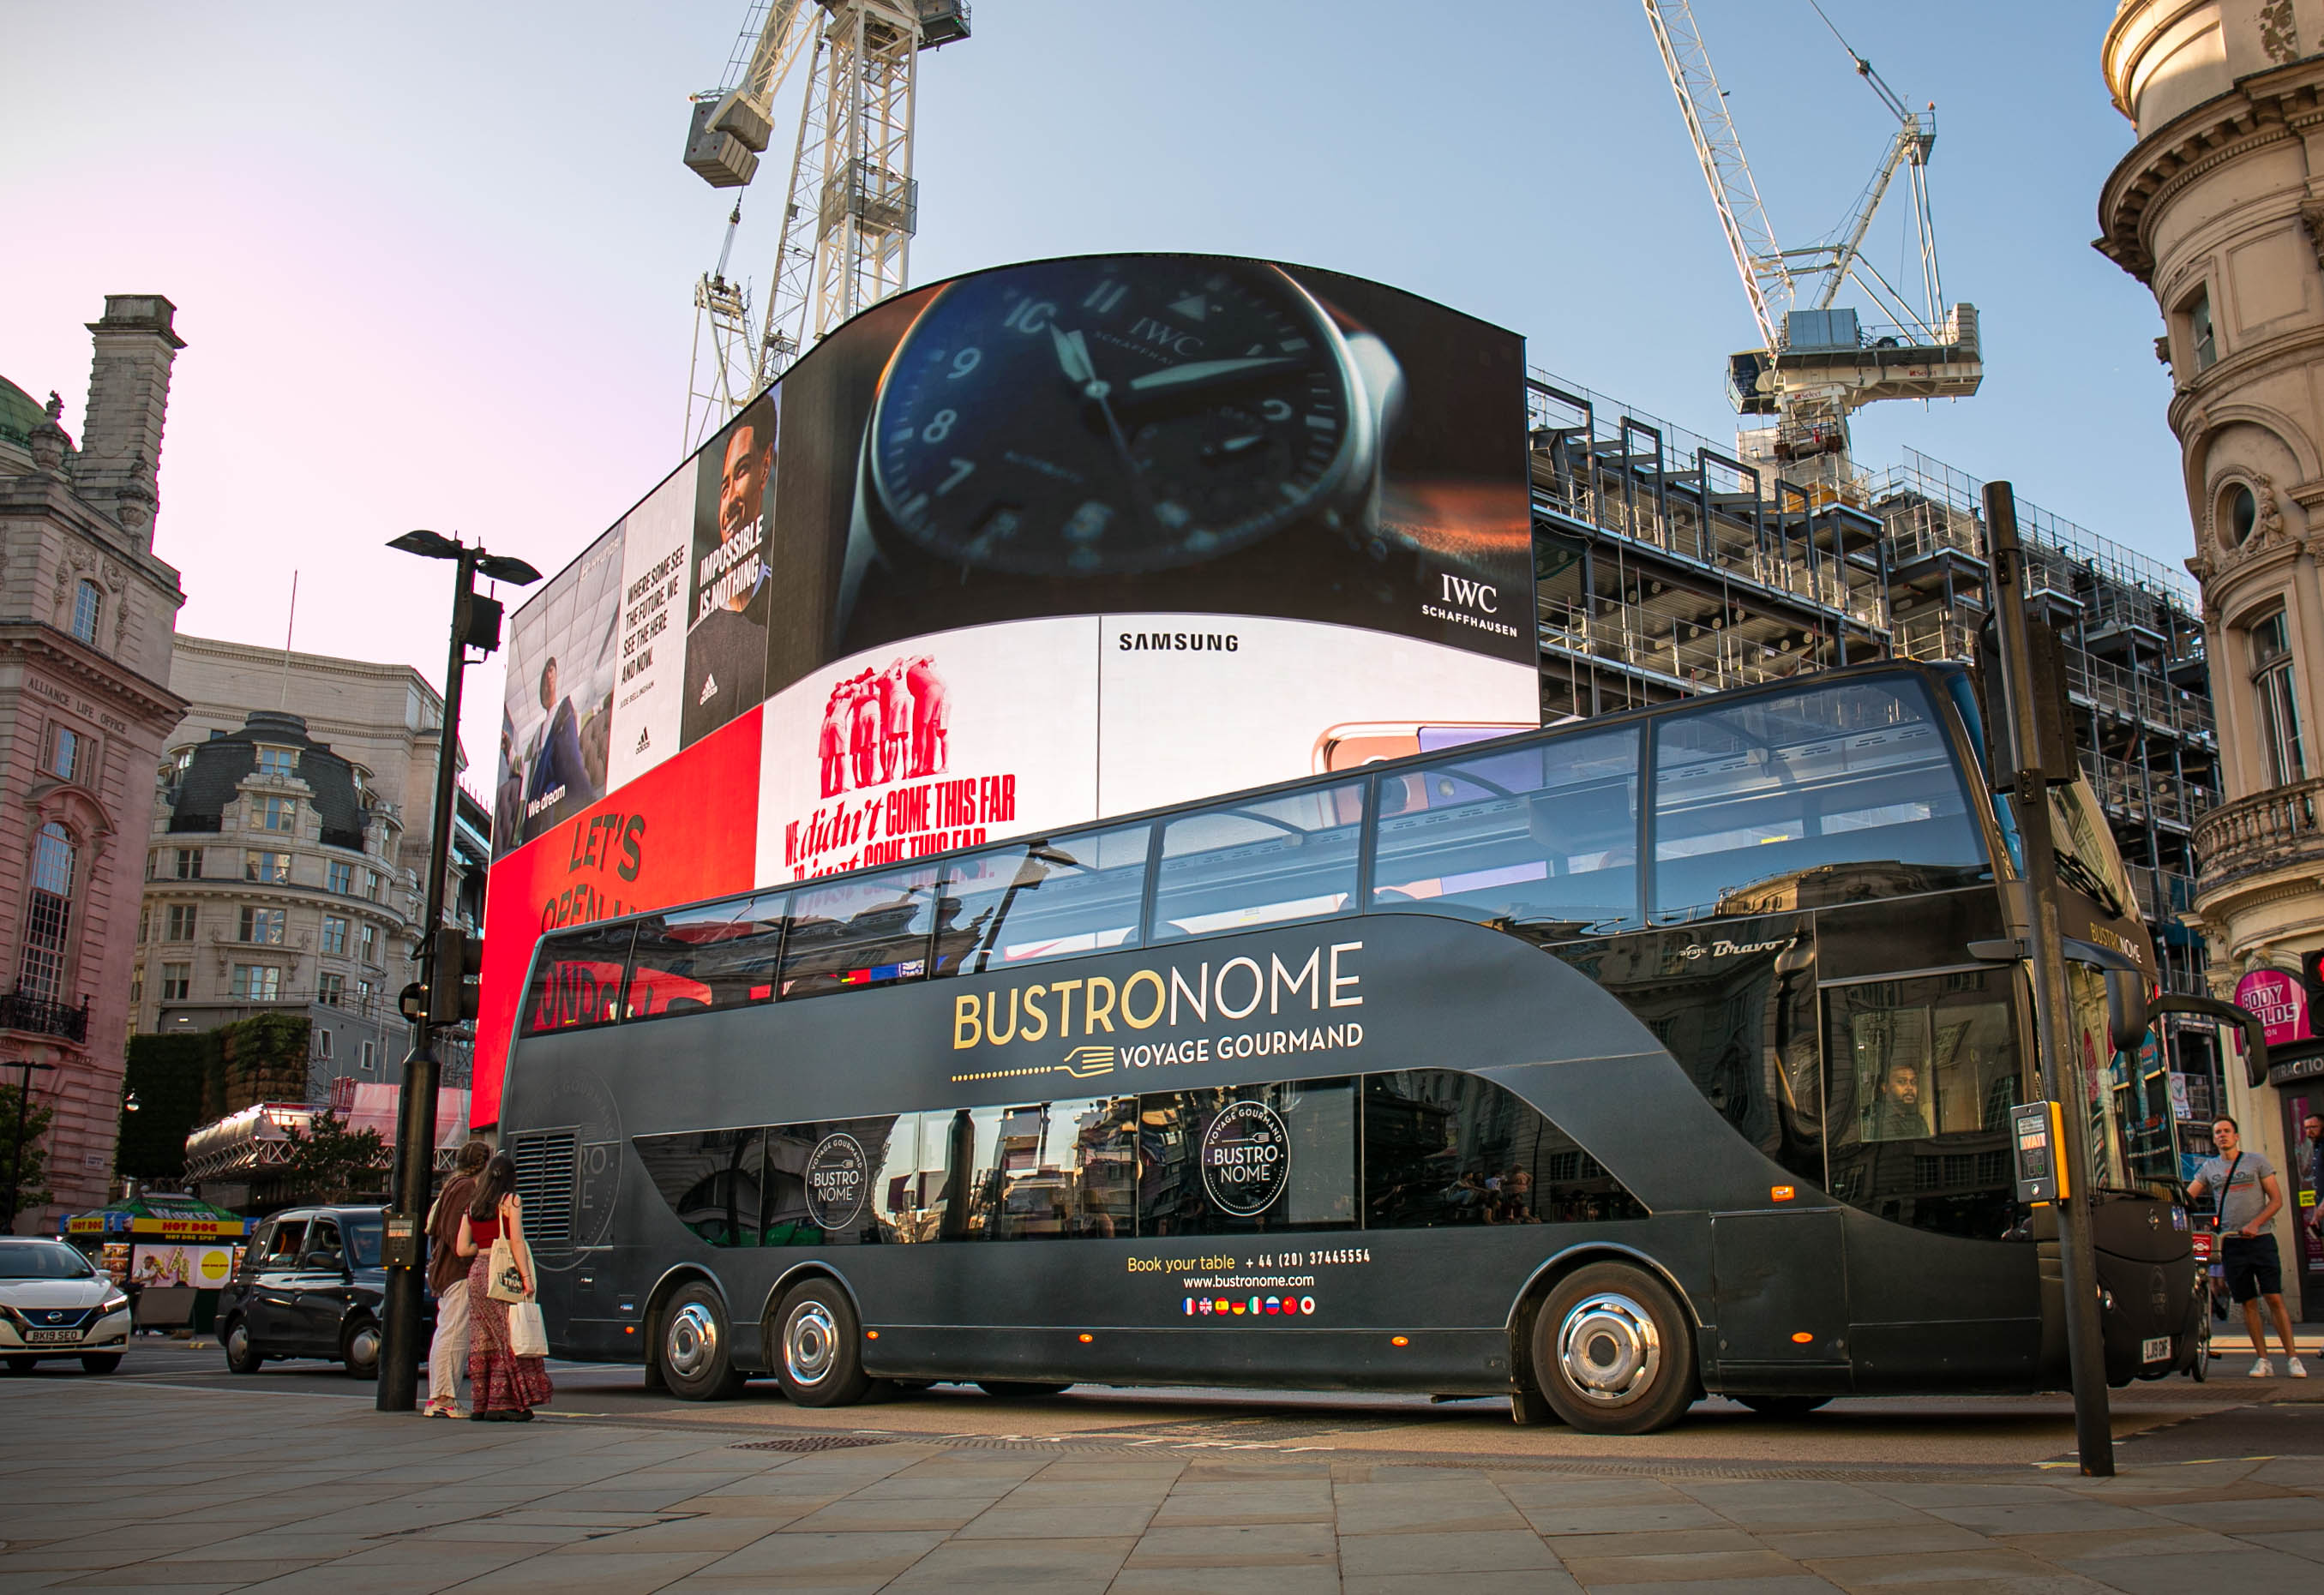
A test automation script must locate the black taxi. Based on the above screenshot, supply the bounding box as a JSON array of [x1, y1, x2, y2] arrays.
[[217, 1205, 429, 1378]]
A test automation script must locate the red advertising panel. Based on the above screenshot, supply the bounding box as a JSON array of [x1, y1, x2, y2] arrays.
[[471, 706, 762, 1127]]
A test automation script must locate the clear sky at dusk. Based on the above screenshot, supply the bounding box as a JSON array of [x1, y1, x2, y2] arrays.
[[1, 2, 2174, 771]]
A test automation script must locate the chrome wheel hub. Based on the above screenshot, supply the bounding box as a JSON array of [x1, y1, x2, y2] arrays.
[[228, 1325, 249, 1361], [346, 1323, 380, 1366], [666, 1302, 720, 1381], [784, 1302, 838, 1387], [1558, 1292, 1661, 1405]]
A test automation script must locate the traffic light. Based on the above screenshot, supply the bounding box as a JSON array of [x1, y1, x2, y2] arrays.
[[455, 590, 503, 655], [427, 926, 485, 1026]]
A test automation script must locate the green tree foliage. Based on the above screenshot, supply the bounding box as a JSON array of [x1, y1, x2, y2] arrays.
[[0, 1082, 56, 1226], [279, 1110, 389, 1204]]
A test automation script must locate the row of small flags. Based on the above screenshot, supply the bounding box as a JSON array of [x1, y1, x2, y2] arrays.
[[1186, 1295, 1316, 1317]]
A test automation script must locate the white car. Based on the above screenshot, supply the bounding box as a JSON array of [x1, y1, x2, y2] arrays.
[[0, 1238, 131, 1374]]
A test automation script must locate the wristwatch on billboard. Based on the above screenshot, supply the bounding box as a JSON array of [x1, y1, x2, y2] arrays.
[[836, 254, 1406, 631]]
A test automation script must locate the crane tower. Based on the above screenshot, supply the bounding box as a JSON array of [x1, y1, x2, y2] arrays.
[[1641, 0, 1981, 503], [682, 0, 970, 451]]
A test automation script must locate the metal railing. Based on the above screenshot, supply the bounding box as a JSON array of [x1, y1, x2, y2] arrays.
[[2064, 654, 2216, 741], [0, 990, 88, 1042], [2078, 750, 2217, 830], [2194, 775, 2324, 894]]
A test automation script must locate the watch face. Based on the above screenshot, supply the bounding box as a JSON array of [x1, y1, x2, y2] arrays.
[[866, 257, 1361, 576]]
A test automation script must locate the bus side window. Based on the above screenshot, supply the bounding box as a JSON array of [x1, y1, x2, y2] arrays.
[[627, 892, 788, 1017], [935, 824, 1151, 975], [779, 866, 940, 999], [634, 1129, 767, 1248], [1369, 728, 1641, 938], [1822, 970, 2022, 1240], [1649, 676, 1990, 923], [1137, 1080, 1357, 1236], [1150, 783, 1366, 943], [1362, 1070, 1646, 1227], [521, 922, 637, 1034], [934, 1099, 1140, 1240]]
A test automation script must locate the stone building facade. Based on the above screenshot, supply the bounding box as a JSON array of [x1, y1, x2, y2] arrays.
[[134, 636, 489, 1106], [2099, 0, 2324, 1310], [0, 297, 189, 1232]]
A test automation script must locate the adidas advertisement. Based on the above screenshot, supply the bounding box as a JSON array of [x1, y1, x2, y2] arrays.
[[603, 470, 694, 792]]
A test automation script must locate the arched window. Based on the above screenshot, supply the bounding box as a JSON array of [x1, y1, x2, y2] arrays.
[[2250, 609, 2309, 787], [69, 580, 101, 645], [2222, 482, 2258, 546], [16, 822, 79, 1004]]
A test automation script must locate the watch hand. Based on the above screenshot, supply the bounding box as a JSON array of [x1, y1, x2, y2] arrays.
[[1126, 356, 1300, 393], [1051, 324, 1099, 392]]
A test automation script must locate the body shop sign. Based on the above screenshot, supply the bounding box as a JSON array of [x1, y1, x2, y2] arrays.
[[2235, 968, 2309, 1049]]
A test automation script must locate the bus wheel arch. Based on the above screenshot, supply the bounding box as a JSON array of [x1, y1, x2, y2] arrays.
[[645, 1266, 747, 1401], [1509, 1245, 1703, 1434]]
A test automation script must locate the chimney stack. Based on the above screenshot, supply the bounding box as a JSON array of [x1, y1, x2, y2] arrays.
[[79, 294, 184, 549]]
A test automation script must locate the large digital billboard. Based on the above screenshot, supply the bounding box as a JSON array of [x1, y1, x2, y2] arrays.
[[476, 253, 1535, 1126]]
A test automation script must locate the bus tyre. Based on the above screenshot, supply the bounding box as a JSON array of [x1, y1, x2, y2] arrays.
[[773, 1279, 874, 1407], [1732, 1394, 1829, 1418], [661, 1281, 748, 1401], [977, 1381, 1072, 1399], [1531, 1263, 1696, 1436]]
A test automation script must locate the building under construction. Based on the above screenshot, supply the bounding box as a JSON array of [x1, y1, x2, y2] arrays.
[[1526, 369, 2227, 1117]]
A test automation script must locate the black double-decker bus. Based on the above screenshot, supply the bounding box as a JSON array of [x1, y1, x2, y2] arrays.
[[496, 663, 2199, 1433]]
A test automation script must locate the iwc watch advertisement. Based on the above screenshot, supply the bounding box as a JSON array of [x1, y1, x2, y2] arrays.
[[830, 254, 1532, 663]]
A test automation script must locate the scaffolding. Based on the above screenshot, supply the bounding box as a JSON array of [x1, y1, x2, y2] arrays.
[[1528, 369, 2219, 1008]]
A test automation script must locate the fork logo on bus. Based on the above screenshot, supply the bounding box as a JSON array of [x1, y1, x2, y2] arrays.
[[949, 942, 1367, 1081]]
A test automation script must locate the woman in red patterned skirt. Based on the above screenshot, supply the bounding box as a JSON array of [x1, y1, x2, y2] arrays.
[[455, 1152, 552, 1420]]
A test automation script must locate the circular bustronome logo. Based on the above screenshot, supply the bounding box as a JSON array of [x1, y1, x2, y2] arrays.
[[804, 1132, 870, 1232], [1199, 1100, 1290, 1218]]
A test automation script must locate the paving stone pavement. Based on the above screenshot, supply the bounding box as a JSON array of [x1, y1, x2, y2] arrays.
[[3, 1381, 2321, 1594]]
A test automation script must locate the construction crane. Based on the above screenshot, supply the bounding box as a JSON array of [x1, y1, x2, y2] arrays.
[[682, 0, 970, 452], [1640, 0, 1980, 501]]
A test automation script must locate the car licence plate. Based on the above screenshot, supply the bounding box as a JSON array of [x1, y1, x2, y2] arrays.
[[24, 1329, 81, 1346], [2141, 1334, 2171, 1364]]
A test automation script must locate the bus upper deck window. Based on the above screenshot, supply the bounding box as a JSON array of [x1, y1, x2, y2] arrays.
[[1649, 676, 1989, 923], [521, 921, 636, 1034], [935, 824, 1151, 975], [627, 891, 789, 1018], [1369, 726, 1642, 938], [780, 865, 940, 998], [1150, 783, 1366, 942]]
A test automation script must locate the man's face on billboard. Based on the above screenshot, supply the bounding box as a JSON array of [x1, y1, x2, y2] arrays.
[[719, 423, 765, 544]]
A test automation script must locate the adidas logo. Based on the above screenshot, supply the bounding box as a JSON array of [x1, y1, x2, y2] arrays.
[[697, 672, 717, 705], [634, 726, 651, 754]]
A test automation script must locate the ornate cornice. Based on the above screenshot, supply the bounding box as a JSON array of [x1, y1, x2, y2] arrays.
[[0, 621, 188, 729], [2097, 63, 2324, 283]]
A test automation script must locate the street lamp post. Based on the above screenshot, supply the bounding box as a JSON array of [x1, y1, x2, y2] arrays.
[[376, 530, 540, 1412], [3, 1059, 59, 1234]]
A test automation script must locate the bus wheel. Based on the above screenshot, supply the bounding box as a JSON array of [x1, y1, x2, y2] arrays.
[[661, 1282, 748, 1401], [1732, 1394, 1829, 1418], [1532, 1263, 1696, 1435], [773, 1279, 874, 1407], [977, 1381, 1072, 1399]]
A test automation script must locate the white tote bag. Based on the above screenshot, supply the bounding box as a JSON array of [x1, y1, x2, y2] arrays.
[[508, 1298, 549, 1360]]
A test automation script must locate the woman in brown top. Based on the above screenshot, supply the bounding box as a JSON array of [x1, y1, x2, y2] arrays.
[[455, 1151, 552, 1420]]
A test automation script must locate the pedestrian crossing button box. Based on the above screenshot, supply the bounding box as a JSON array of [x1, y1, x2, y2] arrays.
[[2012, 1101, 2067, 1204]]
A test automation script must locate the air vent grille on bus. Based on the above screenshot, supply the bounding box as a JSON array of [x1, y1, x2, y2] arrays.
[[509, 1131, 577, 1254]]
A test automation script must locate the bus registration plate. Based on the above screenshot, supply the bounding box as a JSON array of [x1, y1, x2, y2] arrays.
[[2141, 1335, 2171, 1364]]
